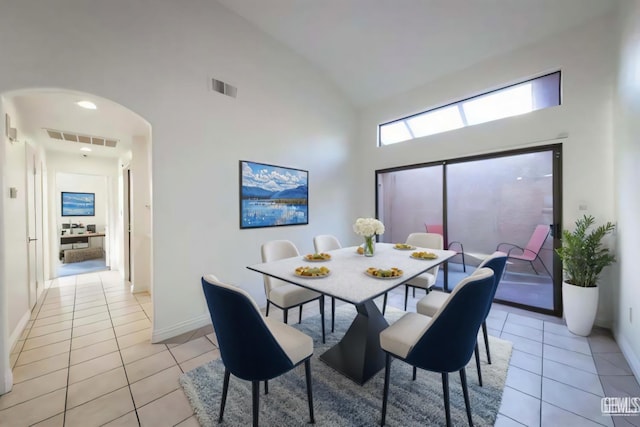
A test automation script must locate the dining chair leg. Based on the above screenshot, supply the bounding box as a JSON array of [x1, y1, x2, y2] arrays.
[[382, 293, 387, 315], [252, 380, 260, 427], [404, 285, 409, 311], [299, 305, 303, 324], [442, 372, 451, 427], [461, 251, 467, 272], [283, 308, 288, 324], [264, 380, 268, 394], [219, 369, 230, 422], [266, 300, 271, 317], [304, 359, 315, 424], [381, 353, 392, 426], [412, 366, 417, 381], [482, 321, 491, 364], [319, 295, 326, 344], [474, 343, 483, 387], [460, 368, 473, 426], [331, 297, 335, 333], [412, 287, 416, 298]]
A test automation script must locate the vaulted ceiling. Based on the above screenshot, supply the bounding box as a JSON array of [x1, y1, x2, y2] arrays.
[[7, 0, 617, 158], [218, 0, 617, 106]]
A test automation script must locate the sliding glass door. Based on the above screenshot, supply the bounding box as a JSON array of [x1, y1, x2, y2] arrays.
[[376, 145, 562, 315]]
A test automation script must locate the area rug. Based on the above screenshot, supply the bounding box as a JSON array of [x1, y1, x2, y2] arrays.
[[56, 258, 108, 277], [180, 305, 512, 426]]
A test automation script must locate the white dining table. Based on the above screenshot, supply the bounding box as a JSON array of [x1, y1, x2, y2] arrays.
[[247, 243, 456, 384]]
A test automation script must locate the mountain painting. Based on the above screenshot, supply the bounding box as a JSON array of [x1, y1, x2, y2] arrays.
[[240, 161, 308, 228]]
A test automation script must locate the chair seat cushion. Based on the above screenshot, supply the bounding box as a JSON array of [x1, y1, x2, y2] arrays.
[[406, 272, 436, 290], [269, 284, 320, 308], [416, 290, 448, 317], [264, 317, 313, 365], [380, 312, 432, 359]]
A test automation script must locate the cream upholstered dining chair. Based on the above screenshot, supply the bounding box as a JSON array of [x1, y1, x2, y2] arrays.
[[402, 232, 444, 311], [416, 251, 507, 386], [313, 235, 341, 333], [201, 275, 315, 427], [261, 240, 326, 343], [379, 268, 495, 426]]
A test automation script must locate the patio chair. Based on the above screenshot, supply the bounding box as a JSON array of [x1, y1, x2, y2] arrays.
[[425, 224, 466, 272], [496, 224, 551, 276]]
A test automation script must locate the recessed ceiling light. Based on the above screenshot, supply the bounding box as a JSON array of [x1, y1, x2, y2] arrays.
[[80, 147, 92, 152], [76, 101, 97, 110]]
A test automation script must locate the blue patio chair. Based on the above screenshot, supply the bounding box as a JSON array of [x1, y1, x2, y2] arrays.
[[379, 268, 495, 426], [201, 274, 315, 427]]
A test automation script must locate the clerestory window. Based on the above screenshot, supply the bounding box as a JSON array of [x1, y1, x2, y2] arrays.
[[378, 71, 561, 146]]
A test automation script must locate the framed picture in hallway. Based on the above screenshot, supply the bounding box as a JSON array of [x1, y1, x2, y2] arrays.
[[61, 191, 95, 216], [240, 160, 308, 229]]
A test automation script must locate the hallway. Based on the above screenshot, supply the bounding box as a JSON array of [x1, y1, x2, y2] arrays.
[[0, 271, 211, 426]]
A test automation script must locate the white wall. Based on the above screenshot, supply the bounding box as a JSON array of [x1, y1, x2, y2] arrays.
[[0, 0, 356, 343], [358, 12, 618, 327], [46, 152, 121, 277], [613, 0, 640, 379], [1, 98, 31, 353]]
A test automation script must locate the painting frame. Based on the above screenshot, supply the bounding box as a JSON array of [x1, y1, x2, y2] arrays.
[[240, 160, 309, 229], [61, 191, 95, 217]]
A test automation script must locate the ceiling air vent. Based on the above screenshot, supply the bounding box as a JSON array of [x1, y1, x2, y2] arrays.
[[44, 128, 119, 148], [211, 78, 237, 98]]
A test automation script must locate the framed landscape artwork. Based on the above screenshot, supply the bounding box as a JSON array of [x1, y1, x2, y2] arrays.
[[240, 160, 309, 229], [61, 192, 95, 216]]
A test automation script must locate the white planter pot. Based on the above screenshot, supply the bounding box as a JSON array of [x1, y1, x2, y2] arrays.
[[562, 281, 599, 336]]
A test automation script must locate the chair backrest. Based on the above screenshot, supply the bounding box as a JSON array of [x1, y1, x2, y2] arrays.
[[406, 268, 495, 372], [201, 274, 293, 380], [524, 225, 550, 255], [475, 251, 508, 317], [313, 235, 342, 253], [261, 240, 300, 296], [406, 232, 444, 276], [424, 224, 443, 236]]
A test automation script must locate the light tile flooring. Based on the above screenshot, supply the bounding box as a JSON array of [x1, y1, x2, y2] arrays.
[[1, 272, 638, 426]]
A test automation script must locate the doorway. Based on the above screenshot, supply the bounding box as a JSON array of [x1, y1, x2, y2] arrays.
[[376, 144, 562, 316]]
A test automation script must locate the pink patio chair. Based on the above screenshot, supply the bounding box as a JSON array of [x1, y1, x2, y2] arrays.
[[425, 224, 466, 272], [496, 224, 551, 276]]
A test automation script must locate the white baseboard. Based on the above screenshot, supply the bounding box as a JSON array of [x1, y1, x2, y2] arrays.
[[1, 368, 13, 394], [613, 329, 640, 382], [9, 310, 31, 353], [151, 313, 211, 343]]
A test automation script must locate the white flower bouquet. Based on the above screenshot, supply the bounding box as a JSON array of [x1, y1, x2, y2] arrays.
[[353, 218, 385, 237]]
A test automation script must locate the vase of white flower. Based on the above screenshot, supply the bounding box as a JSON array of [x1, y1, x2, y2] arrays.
[[363, 235, 376, 257], [353, 218, 385, 257]]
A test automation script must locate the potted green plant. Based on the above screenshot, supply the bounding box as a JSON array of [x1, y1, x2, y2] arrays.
[[556, 215, 616, 336]]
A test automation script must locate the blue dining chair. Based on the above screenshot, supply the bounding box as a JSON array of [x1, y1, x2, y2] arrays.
[[416, 251, 507, 386], [201, 274, 315, 427], [379, 268, 495, 427]]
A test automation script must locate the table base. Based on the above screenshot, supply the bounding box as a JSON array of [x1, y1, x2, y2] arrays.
[[319, 299, 389, 385]]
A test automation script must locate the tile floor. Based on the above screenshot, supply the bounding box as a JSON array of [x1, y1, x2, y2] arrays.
[[1, 272, 638, 426]]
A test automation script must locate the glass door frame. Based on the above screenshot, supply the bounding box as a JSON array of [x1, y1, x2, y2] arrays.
[[375, 143, 563, 317]]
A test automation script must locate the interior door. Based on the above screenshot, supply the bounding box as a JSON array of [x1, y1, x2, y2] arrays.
[[25, 144, 41, 308]]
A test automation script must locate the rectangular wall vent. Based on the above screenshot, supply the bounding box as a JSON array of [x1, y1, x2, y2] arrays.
[[44, 128, 118, 148], [211, 78, 237, 98]]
